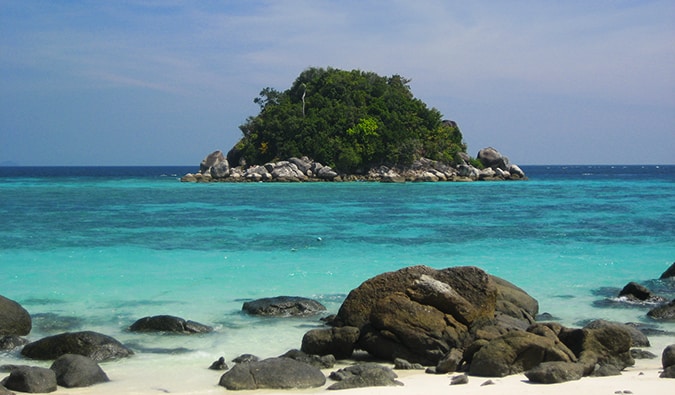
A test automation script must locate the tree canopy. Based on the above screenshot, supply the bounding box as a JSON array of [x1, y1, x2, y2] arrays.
[[230, 67, 466, 173]]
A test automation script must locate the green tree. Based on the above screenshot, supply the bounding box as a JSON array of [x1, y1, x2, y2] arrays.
[[230, 67, 467, 172]]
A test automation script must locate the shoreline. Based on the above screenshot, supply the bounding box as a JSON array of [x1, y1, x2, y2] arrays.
[[18, 335, 671, 395]]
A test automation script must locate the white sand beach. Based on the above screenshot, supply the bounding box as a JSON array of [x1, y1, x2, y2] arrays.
[[42, 337, 673, 395]]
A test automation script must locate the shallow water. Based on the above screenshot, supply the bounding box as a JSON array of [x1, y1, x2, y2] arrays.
[[1, 165, 674, 363]]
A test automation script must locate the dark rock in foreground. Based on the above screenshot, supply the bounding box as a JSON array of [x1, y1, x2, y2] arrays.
[[525, 361, 584, 384], [209, 357, 228, 370], [21, 331, 133, 362], [469, 331, 576, 377], [242, 296, 326, 317], [49, 354, 109, 388], [663, 344, 675, 369], [129, 315, 213, 334], [301, 326, 360, 359], [327, 363, 402, 390], [0, 296, 31, 336], [218, 357, 326, 390], [1, 366, 57, 393]]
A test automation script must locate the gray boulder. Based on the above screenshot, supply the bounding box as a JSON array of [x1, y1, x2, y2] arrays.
[[1, 366, 57, 393], [0, 296, 31, 336], [327, 363, 402, 390], [663, 344, 675, 368], [647, 299, 675, 320], [21, 331, 133, 362], [218, 357, 326, 390], [129, 315, 213, 334], [242, 296, 326, 317], [661, 365, 675, 378], [49, 354, 109, 388], [199, 150, 226, 174], [317, 166, 338, 180], [477, 147, 509, 170], [301, 326, 360, 359], [524, 361, 584, 384], [279, 349, 335, 369], [210, 159, 230, 178]]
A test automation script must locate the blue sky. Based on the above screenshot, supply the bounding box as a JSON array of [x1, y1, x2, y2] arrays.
[[1, 1, 673, 166]]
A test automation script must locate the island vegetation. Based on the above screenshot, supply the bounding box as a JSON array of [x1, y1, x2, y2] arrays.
[[228, 67, 467, 173]]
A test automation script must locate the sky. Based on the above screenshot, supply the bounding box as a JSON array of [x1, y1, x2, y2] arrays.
[[1, 1, 674, 166]]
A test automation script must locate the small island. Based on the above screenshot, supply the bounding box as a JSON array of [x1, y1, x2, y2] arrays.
[[182, 67, 526, 183]]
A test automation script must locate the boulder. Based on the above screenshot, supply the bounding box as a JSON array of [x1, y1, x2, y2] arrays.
[[199, 150, 226, 174], [524, 361, 584, 384], [647, 299, 675, 320], [491, 275, 538, 322], [509, 164, 526, 179], [21, 331, 133, 362], [661, 365, 675, 378], [0, 336, 28, 351], [218, 357, 326, 390], [232, 354, 259, 364], [1, 366, 57, 393], [301, 326, 360, 359], [558, 322, 634, 372], [327, 363, 402, 390], [660, 262, 675, 279], [242, 296, 326, 317], [663, 344, 675, 368], [289, 157, 312, 175], [584, 319, 650, 347], [128, 315, 213, 334], [0, 296, 31, 336], [468, 331, 576, 377], [0, 384, 13, 395], [49, 354, 109, 388], [435, 348, 463, 374], [477, 147, 509, 170], [208, 357, 228, 370], [278, 349, 335, 369], [618, 282, 664, 302], [317, 166, 338, 180], [210, 160, 230, 178], [334, 266, 516, 365]]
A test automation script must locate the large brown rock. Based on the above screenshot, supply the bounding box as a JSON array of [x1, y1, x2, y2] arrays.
[[556, 321, 635, 373], [468, 331, 576, 377], [333, 266, 499, 365], [0, 296, 31, 336]]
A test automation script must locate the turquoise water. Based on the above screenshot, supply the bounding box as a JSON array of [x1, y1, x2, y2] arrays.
[[1, 165, 674, 363]]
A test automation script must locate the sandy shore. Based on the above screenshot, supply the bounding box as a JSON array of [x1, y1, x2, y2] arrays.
[[30, 337, 672, 395]]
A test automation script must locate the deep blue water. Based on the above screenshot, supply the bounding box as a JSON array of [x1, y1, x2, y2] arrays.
[[1, 165, 674, 361]]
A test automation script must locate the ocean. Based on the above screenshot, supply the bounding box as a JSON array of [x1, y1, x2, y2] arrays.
[[1, 165, 674, 370]]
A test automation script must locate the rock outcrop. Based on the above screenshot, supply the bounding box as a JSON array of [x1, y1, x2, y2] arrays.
[[21, 331, 133, 362], [659, 262, 675, 279], [129, 315, 213, 334], [0, 296, 31, 336], [182, 148, 526, 183]]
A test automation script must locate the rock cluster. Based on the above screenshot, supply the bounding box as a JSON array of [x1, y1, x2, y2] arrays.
[[181, 147, 526, 183], [299, 265, 641, 383]]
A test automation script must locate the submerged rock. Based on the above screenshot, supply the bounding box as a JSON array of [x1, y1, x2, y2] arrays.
[[242, 296, 326, 317], [21, 331, 133, 362], [129, 315, 213, 334]]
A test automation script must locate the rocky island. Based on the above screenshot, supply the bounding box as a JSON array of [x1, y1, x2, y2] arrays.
[[181, 67, 526, 183]]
